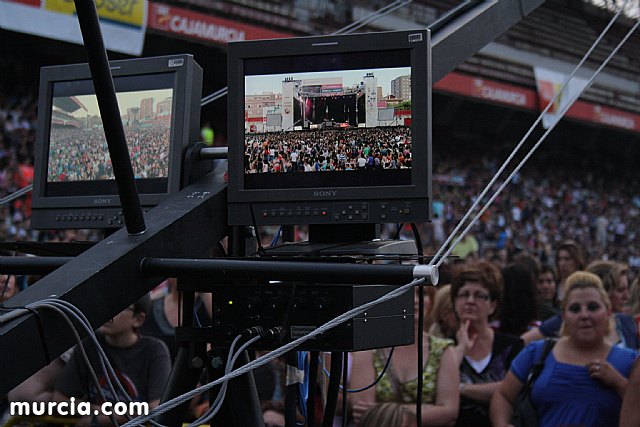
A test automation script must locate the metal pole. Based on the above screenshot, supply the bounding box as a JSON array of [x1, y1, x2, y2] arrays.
[[73, 0, 146, 235], [141, 258, 439, 285]]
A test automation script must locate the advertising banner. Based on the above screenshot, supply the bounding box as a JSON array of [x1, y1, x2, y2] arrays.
[[0, 0, 147, 55], [533, 66, 589, 129], [148, 2, 294, 45]]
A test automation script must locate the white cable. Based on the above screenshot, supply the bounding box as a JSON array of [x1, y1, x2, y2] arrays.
[[331, 0, 412, 35], [121, 278, 423, 427], [25, 302, 118, 424], [434, 16, 640, 268], [199, 0, 414, 106], [429, 1, 631, 267]]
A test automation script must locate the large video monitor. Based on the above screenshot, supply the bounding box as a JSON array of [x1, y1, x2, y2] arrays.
[[227, 30, 431, 226], [31, 54, 202, 230]]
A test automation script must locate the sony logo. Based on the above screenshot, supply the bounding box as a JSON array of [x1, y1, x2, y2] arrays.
[[93, 198, 112, 205], [313, 190, 337, 197]]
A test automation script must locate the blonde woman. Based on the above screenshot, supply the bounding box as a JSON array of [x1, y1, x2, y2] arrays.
[[490, 271, 638, 427]]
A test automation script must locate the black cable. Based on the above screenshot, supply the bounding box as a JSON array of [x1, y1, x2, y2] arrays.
[[410, 223, 424, 257], [322, 352, 343, 427], [394, 223, 404, 240], [284, 351, 299, 427], [410, 223, 425, 427], [341, 352, 349, 427], [344, 347, 395, 393], [279, 284, 298, 345], [416, 284, 424, 427], [307, 351, 319, 427], [25, 307, 52, 364], [249, 204, 267, 256]]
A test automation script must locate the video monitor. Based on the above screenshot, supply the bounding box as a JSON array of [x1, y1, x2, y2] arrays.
[[227, 30, 431, 226], [31, 55, 202, 230]]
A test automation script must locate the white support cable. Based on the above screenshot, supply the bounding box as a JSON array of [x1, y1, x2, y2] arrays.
[[0, 184, 33, 206], [428, 1, 631, 268], [121, 278, 424, 427], [331, 0, 413, 35], [199, 0, 414, 107], [434, 17, 640, 269]]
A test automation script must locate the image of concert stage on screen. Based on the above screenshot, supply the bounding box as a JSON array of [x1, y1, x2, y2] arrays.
[[47, 89, 173, 183], [244, 67, 413, 174]]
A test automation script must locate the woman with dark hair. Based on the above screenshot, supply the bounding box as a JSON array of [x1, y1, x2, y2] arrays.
[[536, 264, 559, 321], [452, 261, 523, 427], [555, 240, 585, 300], [491, 271, 638, 427], [498, 264, 539, 336]]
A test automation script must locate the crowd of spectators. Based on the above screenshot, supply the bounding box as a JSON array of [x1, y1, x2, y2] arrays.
[[48, 124, 170, 182], [5, 57, 640, 426], [421, 153, 640, 271], [244, 126, 412, 173]]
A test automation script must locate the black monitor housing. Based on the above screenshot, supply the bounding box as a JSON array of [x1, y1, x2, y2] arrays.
[[227, 30, 431, 227], [31, 54, 202, 230]]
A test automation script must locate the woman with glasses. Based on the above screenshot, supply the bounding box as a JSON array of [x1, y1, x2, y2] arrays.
[[490, 271, 638, 427], [451, 261, 523, 427]]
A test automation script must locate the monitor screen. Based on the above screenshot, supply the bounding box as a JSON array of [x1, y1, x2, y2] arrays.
[[228, 30, 431, 226], [243, 58, 413, 190], [46, 73, 174, 197], [31, 54, 202, 230]]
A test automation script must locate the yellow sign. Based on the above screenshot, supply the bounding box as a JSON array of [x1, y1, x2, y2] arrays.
[[45, 0, 145, 28]]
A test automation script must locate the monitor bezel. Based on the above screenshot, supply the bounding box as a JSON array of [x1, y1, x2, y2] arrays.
[[227, 30, 431, 212], [31, 55, 201, 217]]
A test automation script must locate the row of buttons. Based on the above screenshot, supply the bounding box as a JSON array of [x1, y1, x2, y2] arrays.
[[262, 209, 329, 218], [55, 213, 123, 225]]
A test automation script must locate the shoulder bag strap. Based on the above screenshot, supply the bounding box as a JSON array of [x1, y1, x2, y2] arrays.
[[526, 338, 557, 388]]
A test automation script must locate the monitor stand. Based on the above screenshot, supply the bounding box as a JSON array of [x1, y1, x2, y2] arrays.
[[263, 224, 418, 257]]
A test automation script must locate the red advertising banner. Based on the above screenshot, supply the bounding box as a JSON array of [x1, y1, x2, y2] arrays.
[[434, 73, 538, 110], [4, 0, 40, 7], [435, 72, 640, 133], [148, 2, 294, 45]]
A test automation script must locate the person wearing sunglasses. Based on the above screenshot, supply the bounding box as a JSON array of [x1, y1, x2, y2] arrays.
[[491, 271, 638, 427], [451, 262, 523, 427]]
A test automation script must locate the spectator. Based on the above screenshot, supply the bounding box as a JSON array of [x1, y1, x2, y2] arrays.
[[349, 287, 459, 426], [0, 274, 18, 302], [140, 278, 212, 361], [490, 271, 638, 427], [536, 265, 560, 321], [53, 296, 171, 426], [359, 402, 415, 427], [428, 285, 457, 340], [451, 261, 523, 427], [620, 358, 640, 427], [497, 263, 539, 336], [523, 260, 639, 349], [555, 240, 585, 301]]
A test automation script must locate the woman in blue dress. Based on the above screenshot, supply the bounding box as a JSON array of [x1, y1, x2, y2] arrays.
[[490, 271, 638, 427]]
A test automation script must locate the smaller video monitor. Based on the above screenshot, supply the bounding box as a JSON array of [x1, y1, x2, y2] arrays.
[[31, 55, 202, 230]]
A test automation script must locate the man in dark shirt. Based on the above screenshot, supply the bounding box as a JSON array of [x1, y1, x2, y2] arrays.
[[54, 296, 171, 426]]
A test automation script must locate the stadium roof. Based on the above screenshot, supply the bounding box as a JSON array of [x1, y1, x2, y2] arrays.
[[52, 96, 85, 114]]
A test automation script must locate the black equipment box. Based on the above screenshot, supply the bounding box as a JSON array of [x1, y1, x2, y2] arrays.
[[208, 283, 414, 351]]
